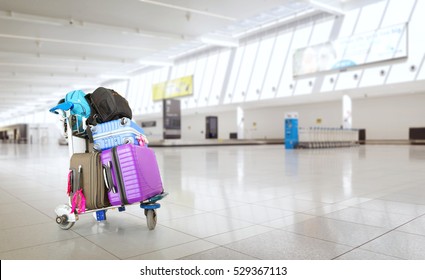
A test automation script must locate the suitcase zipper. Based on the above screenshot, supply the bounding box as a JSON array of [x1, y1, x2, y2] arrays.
[[111, 147, 128, 205], [95, 152, 103, 208], [92, 127, 143, 139]]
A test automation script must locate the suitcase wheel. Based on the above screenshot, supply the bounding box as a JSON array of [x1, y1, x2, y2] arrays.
[[56, 215, 75, 230], [145, 209, 157, 230]]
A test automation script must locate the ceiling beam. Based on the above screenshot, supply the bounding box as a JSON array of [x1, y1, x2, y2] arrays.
[[0, 33, 156, 52], [0, 51, 139, 65], [305, 0, 345, 16], [138, 0, 237, 21], [200, 34, 239, 48], [0, 9, 190, 41]]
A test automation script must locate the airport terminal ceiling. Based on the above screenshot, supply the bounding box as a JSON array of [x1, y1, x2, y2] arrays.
[[0, 0, 415, 123]]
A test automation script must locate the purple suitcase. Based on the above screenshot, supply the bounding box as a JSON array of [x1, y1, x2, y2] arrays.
[[101, 144, 163, 206]]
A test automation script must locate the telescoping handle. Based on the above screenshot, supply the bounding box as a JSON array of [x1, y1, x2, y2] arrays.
[[102, 162, 117, 193]]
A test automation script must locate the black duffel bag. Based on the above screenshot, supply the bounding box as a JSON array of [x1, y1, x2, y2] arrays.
[[85, 87, 132, 125]]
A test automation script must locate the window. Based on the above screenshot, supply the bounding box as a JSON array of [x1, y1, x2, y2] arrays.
[[209, 49, 231, 106], [198, 52, 219, 107], [246, 35, 275, 102], [224, 46, 245, 104], [232, 40, 259, 103], [262, 30, 292, 99]]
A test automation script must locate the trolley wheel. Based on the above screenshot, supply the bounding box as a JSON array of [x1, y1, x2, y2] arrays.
[[145, 209, 157, 230], [56, 215, 75, 230]]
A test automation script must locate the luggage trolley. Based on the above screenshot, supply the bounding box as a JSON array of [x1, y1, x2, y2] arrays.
[[50, 104, 167, 231]]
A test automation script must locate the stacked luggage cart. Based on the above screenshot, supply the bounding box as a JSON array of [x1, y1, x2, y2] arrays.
[[50, 87, 167, 230], [297, 127, 359, 149]]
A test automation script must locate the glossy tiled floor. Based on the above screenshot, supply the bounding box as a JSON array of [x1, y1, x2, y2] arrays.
[[1, 143, 425, 260]]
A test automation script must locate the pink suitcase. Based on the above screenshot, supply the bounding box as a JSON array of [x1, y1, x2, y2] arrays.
[[101, 144, 163, 206]]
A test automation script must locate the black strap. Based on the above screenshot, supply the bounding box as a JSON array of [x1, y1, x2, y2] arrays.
[[85, 93, 98, 126], [86, 126, 94, 143]]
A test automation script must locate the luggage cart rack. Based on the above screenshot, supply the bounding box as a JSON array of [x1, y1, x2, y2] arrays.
[[297, 127, 359, 149], [55, 192, 168, 230]]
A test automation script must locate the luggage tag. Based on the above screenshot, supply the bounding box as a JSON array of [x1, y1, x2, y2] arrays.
[[70, 166, 86, 214], [136, 134, 149, 146], [67, 170, 73, 196]]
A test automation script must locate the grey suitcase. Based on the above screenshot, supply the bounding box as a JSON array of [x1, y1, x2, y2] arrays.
[[69, 152, 110, 210]]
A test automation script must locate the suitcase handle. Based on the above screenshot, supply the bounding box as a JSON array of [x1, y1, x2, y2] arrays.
[[103, 162, 117, 193], [78, 165, 82, 190]]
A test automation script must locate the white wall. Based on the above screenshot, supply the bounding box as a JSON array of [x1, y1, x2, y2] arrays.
[[27, 123, 62, 145], [243, 92, 425, 140], [244, 102, 342, 139], [162, 92, 423, 141], [353, 93, 425, 140], [181, 111, 237, 140], [133, 116, 163, 142]]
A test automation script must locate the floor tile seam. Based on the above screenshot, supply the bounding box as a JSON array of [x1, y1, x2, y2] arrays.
[[0, 220, 54, 232], [206, 206, 297, 224], [211, 245, 262, 260], [273, 227, 355, 249], [372, 196, 425, 206], [298, 205, 351, 215], [167, 201, 243, 213], [159, 209, 236, 220], [258, 214, 318, 229], [328, 205, 419, 217], [125, 210, 208, 222], [200, 224, 269, 245], [248, 202, 329, 214], [71, 222, 158, 238], [68, 229, 124, 259], [0, 200, 41, 208], [393, 229, 425, 238], [1, 183, 60, 191], [127, 205, 264, 225], [252, 222, 287, 232], [381, 193, 425, 201], [348, 204, 425, 217], [254, 195, 334, 206], [330, 213, 425, 260], [0, 183, 66, 205], [0, 187, 68, 222], [289, 209, 331, 218], [15, 196, 71, 205], [348, 248, 406, 260], [363, 196, 425, 206], [278, 226, 383, 249], [0, 174, 30, 182], [123, 239, 219, 260], [0, 235, 85, 256], [312, 214, 411, 231], [152, 223, 212, 240]]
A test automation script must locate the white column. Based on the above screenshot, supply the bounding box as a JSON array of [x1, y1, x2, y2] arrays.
[[342, 95, 352, 129], [237, 106, 244, 139]]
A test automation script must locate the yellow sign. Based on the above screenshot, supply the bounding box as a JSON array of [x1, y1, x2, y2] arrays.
[[152, 75, 193, 101]]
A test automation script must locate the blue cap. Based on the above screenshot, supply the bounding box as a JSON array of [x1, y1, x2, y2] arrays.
[[49, 101, 74, 114]]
